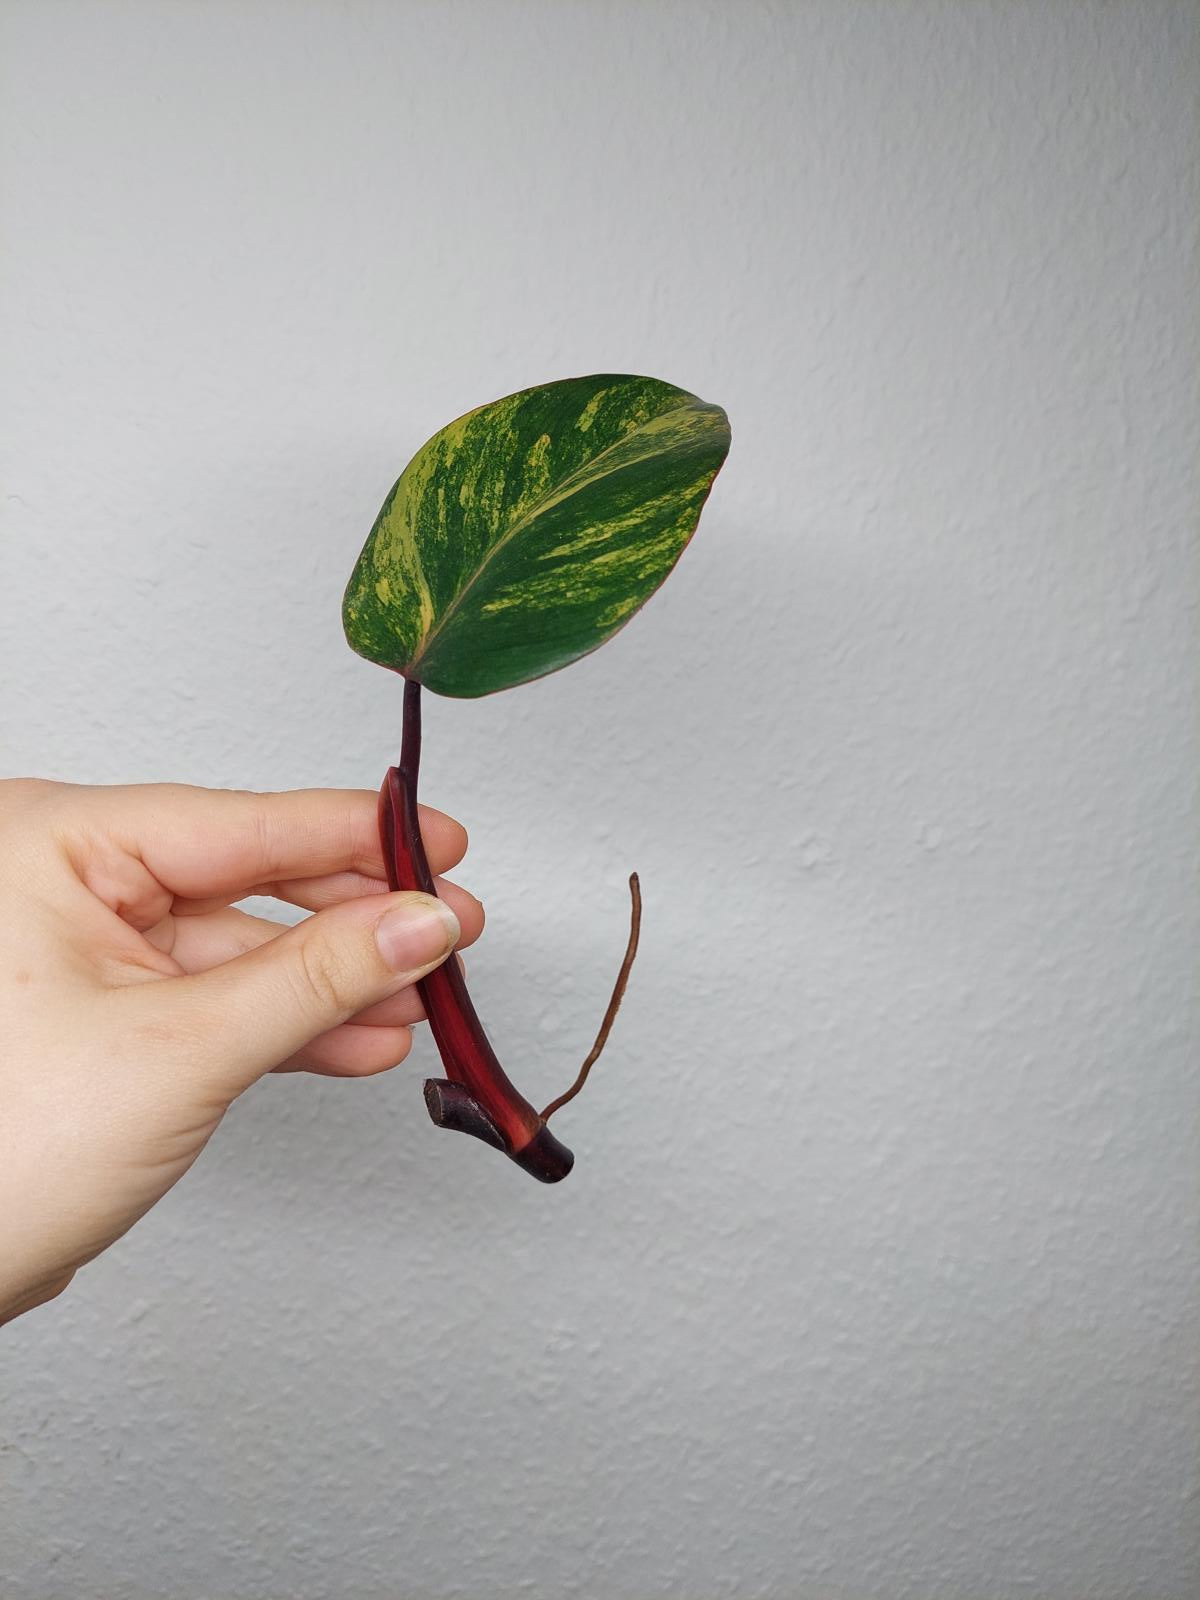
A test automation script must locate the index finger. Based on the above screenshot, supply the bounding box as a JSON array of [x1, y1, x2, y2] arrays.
[[85, 783, 468, 902]]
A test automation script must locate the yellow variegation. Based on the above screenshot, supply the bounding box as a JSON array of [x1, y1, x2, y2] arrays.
[[343, 373, 730, 698]]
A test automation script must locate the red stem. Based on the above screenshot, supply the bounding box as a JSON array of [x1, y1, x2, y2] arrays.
[[378, 679, 574, 1183]]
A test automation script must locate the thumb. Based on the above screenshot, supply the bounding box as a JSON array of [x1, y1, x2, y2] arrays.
[[162, 891, 460, 1095]]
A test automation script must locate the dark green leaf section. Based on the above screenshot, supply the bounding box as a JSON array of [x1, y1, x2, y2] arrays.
[[342, 373, 731, 697]]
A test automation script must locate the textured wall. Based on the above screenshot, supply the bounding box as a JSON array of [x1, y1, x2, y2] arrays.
[[1, 3, 1196, 1596]]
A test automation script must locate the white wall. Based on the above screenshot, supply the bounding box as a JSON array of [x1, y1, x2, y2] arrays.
[[2, 3, 1196, 1596]]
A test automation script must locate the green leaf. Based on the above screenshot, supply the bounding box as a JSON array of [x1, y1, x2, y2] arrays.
[[342, 373, 731, 698]]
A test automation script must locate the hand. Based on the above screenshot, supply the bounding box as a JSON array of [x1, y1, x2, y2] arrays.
[[0, 778, 482, 1326]]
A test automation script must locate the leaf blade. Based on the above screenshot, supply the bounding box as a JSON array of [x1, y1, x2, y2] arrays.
[[343, 374, 730, 698]]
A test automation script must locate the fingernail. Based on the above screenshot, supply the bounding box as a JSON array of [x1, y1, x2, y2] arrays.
[[375, 895, 460, 973]]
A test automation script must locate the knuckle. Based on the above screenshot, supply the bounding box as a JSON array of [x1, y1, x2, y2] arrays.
[[0, 779, 73, 867], [0, 776, 60, 820], [248, 797, 281, 868], [292, 935, 360, 1020], [239, 793, 292, 882]]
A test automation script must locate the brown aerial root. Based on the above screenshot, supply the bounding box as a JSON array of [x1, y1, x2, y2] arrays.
[[540, 871, 642, 1123]]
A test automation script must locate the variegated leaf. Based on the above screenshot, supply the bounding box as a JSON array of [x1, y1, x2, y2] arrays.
[[342, 373, 730, 698]]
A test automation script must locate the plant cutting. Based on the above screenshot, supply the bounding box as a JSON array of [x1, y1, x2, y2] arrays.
[[343, 373, 730, 1182]]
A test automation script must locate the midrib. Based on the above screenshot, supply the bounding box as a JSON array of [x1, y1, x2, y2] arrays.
[[407, 398, 697, 671]]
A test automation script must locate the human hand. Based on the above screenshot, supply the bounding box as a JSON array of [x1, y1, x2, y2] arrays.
[[0, 779, 482, 1326]]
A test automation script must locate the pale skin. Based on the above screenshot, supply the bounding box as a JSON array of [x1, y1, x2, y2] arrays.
[[0, 778, 484, 1327]]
